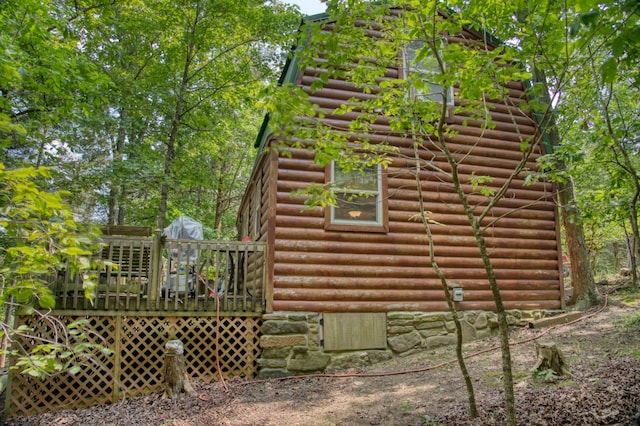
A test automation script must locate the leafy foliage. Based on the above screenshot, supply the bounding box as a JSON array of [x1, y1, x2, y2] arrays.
[[0, 0, 301, 379], [621, 311, 640, 332], [0, 164, 110, 377], [8, 318, 112, 378], [1, 0, 301, 236]]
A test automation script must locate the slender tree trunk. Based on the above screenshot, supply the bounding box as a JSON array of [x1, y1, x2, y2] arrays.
[[157, 94, 183, 231], [425, 83, 517, 426], [428, 113, 518, 424], [157, 126, 177, 231], [458, 184, 516, 426], [117, 185, 127, 225], [213, 169, 226, 233], [157, 6, 200, 232], [413, 141, 478, 419], [109, 108, 127, 225], [616, 146, 640, 289], [597, 68, 640, 288]]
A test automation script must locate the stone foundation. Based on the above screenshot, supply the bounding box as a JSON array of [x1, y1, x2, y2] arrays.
[[257, 309, 560, 378]]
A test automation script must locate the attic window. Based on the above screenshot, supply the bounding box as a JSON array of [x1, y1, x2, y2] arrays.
[[403, 39, 454, 105], [325, 162, 388, 233]]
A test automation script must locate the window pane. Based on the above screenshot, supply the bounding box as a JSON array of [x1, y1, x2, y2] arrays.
[[406, 40, 438, 75], [333, 193, 378, 222], [420, 82, 445, 102], [333, 165, 378, 191], [404, 39, 453, 105], [330, 162, 382, 227]]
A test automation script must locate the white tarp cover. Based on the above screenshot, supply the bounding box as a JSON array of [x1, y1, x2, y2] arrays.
[[163, 216, 203, 240], [164, 216, 203, 264]]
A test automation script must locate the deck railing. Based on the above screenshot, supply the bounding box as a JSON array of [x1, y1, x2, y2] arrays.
[[53, 237, 267, 314]]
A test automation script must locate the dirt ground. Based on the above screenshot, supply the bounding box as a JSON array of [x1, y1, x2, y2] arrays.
[[5, 281, 640, 426]]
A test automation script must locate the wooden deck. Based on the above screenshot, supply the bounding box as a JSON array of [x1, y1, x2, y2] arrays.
[[7, 235, 267, 417], [52, 236, 267, 315]]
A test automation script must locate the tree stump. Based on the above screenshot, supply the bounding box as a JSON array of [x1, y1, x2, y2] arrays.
[[531, 341, 571, 378], [163, 339, 195, 398]]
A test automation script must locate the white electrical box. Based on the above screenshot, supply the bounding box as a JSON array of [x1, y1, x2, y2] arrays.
[[452, 287, 464, 302]]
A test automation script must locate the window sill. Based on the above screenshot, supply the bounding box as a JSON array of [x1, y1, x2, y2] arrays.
[[325, 223, 388, 233]]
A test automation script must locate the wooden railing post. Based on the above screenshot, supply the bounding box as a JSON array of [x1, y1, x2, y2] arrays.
[[148, 229, 163, 310], [112, 314, 123, 404]]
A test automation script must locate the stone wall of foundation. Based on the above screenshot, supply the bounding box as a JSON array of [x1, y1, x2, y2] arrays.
[[257, 309, 559, 378]]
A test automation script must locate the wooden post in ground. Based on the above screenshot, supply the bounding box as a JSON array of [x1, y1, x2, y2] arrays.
[[163, 339, 195, 398], [148, 229, 163, 310]]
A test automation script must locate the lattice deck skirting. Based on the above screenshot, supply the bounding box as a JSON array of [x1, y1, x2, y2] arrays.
[[6, 314, 262, 417]]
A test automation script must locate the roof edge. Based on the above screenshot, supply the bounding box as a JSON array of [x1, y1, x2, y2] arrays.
[[253, 13, 327, 151]]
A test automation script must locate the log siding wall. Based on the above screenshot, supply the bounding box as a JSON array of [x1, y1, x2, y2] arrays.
[[241, 18, 563, 314]]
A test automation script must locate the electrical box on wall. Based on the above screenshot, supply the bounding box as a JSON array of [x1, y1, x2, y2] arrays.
[[452, 287, 464, 302]]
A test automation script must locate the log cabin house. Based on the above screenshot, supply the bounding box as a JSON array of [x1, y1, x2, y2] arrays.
[[6, 8, 568, 418], [238, 9, 565, 377]]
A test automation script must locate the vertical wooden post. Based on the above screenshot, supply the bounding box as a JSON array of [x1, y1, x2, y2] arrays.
[[148, 229, 163, 310], [0, 295, 13, 368], [112, 314, 123, 403], [3, 297, 16, 418]]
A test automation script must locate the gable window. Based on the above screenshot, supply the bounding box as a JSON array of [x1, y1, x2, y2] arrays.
[[325, 162, 387, 232], [403, 39, 454, 105]]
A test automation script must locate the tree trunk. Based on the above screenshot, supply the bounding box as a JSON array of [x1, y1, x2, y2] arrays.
[[622, 164, 640, 289], [163, 339, 195, 398], [558, 176, 601, 308], [156, 10, 198, 233], [531, 341, 570, 377], [532, 68, 601, 310], [413, 142, 478, 419], [441, 148, 516, 425], [600, 80, 640, 289], [109, 108, 127, 225]]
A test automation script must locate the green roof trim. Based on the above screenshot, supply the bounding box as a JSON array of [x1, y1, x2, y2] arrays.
[[303, 12, 330, 23], [253, 13, 330, 151]]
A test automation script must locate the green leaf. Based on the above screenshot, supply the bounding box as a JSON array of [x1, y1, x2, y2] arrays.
[[17, 305, 34, 316], [611, 37, 625, 58], [579, 11, 599, 27], [38, 294, 56, 309], [600, 58, 617, 84], [569, 17, 581, 38], [63, 247, 91, 256], [16, 289, 33, 303], [68, 366, 82, 375]]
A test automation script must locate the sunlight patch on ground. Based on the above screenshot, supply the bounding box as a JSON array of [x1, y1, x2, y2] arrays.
[[240, 378, 440, 426]]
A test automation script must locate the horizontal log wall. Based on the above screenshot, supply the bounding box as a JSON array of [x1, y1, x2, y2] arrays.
[[239, 150, 275, 311], [258, 15, 562, 313]]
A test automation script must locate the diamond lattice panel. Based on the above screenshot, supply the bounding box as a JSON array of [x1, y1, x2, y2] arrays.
[[119, 316, 169, 396], [8, 314, 262, 417], [9, 316, 116, 417]]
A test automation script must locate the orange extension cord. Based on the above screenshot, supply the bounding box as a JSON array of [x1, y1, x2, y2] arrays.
[[199, 275, 229, 396]]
